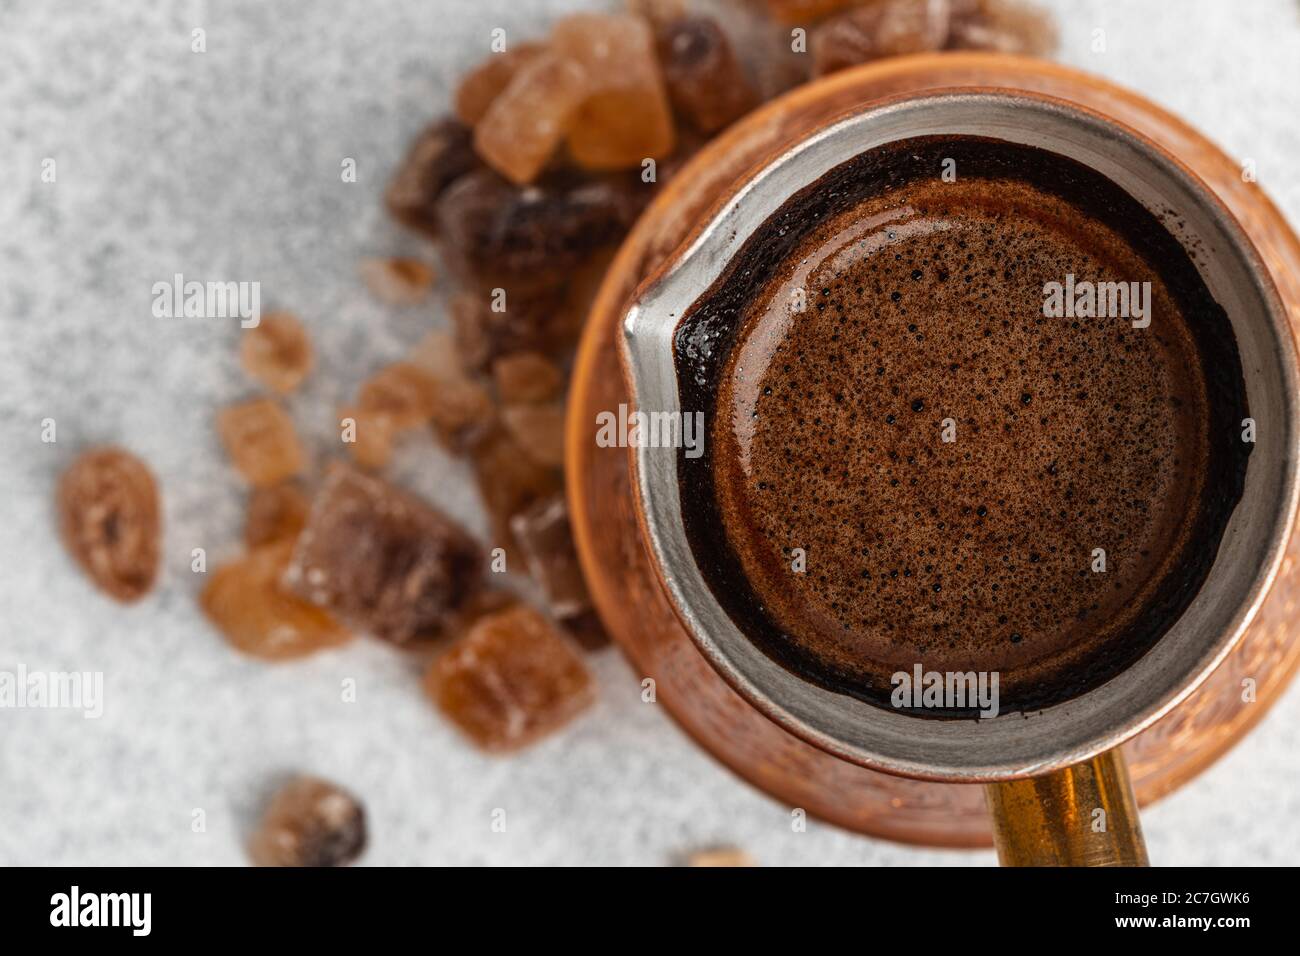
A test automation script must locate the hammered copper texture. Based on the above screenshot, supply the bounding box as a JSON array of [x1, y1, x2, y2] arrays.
[[566, 54, 1300, 847]]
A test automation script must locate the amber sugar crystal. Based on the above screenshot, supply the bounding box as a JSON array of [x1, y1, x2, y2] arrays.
[[947, 0, 1058, 56], [359, 256, 436, 306], [202, 540, 352, 661], [501, 402, 566, 469], [471, 426, 563, 555], [284, 465, 483, 645], [455, 42, 546, 125], [492, 351, 564, 405], [244, 481, 311, 549], [248, 776, 367, 867], [552, 13, 676, 170], [474, 51, 590, 185], [218, 397, 305, 487], [239, 311, 314, 395], [339, 405, 397, 471], [426, 605, 594, 752], [57, 446, 161, 603]]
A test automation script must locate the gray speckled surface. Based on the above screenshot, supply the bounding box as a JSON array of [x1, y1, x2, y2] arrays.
[[1, 0, 1298, 866]]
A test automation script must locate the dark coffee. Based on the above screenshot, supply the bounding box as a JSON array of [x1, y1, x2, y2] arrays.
[[674, 136, 1250, 715]]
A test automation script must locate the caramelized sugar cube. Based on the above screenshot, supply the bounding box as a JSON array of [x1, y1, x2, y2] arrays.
[[474, 51, 590, 185], [492, 351, 564, 405], [284, 465, 483, 645], [57, 446, 161, 603], [358, 361, 439, 430], [359, 256, 435, 306], [339, 405, 397, 471], [508, 493, 591, 619], [245, 481, 311, 548], [946, 0, 1057, 56], [406, 331, 496, 451], [425, 605, 594, 752], [471, 426, 564, 554], [437, 168, 646, 294], [657, 16, 758, 133], [248, 776, 366, 867], [812, 0, 953, 76], [240, 311, 313, 395], [551, 13, 676, 170], [688, 847, 757, 867], [502, 403, 566, 469], [455, 42, 546, 126], [218, 398, 305, 488], [202, 540, 352, 661], [385, 118, 480, 237]]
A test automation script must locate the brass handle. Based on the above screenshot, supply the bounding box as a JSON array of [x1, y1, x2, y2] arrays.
[[984, 748, 1149, 866]]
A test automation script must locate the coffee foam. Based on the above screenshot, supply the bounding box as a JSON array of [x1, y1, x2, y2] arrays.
[[675, 137, 1250, 715]]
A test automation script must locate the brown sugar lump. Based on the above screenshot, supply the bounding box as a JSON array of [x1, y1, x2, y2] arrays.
[[474, 51, 590, 185], [385, 118, 480, 236], [688, 847, 757, 867], [240, 311, 313, 395], [508, 493, 591, 620], [501, 403, 566, 469], [455, 42, 547, 126], [552, 13, 676, 170], [248, 776, 367, 867], [657, 16, 758, 133], [436, 167, 647, 294], [946, 0, 1057, 56], [217, 398, 305, 488], [471, 426, 564, 555], [244, 481, 311, 549], [359, 256, 435, 306], [338, 405, 397, 471], [812, 0, 953, 76], [57, 447, 161, 603], [425, 605, 594, 752], [283, 465, 483, 645], [357, 361, 439, 430], [202, 540, 352, 661], [406, 330, 497, 451], [492, 351, 564, 405]]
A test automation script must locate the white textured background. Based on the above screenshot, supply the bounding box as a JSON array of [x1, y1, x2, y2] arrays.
[[1, 0, 1298, 866]]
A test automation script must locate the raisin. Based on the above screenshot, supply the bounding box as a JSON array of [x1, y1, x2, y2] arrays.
[[57, 447, 161, 603], [385, 118, 480, 237], [657, 17, 758, 133]]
